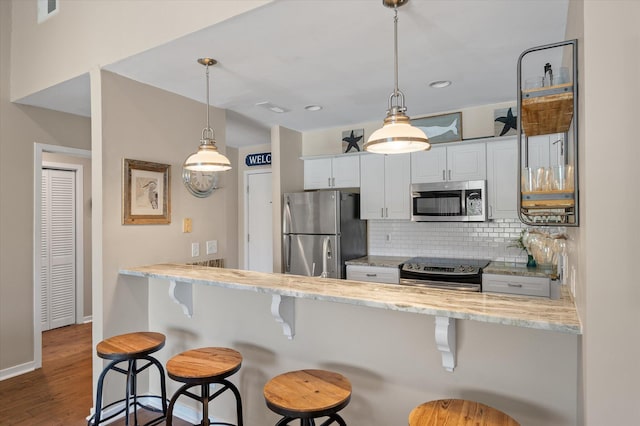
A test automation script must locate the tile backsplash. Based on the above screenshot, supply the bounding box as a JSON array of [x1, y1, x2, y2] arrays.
[[368, 219, 532, 262]]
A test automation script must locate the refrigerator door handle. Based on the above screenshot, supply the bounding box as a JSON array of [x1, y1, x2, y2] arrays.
[[283, 196, 292, 234], [283, 234, 291, 272], [320, 236, 331, 278]]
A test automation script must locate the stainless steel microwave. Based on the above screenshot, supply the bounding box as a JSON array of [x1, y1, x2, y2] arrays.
[[411, 180, 487, 222]]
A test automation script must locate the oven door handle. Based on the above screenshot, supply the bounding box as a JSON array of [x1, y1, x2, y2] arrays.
[[399, 278, 480, 292]]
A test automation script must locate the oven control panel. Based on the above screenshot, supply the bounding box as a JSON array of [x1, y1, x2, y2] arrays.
[[401, 263, 480, 275]]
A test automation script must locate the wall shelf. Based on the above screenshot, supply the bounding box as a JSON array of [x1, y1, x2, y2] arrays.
[[517, 39, 579, 226]]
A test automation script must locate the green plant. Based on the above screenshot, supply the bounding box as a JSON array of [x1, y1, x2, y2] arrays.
[[509, 229, 530, 254]]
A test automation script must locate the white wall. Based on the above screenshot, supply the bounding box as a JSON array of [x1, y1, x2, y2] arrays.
[[147, 278, 578, 425], [579, 1, 640, 424], [9, 0, 271, 101], [271, 126, 304, 273], [96, 71, 234, 400]]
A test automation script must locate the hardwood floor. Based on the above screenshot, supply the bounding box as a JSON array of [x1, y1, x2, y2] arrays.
[[0, 323, 190, 426], [0, 322, 92, 425]]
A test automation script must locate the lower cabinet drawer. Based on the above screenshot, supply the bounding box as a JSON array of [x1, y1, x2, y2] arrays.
[[482, 273, 550, 297], [346, 265, 399, 284]]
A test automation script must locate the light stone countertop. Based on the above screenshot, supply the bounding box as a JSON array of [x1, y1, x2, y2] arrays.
[[120, 263, 582, 334], [485, 261, 558, 279], [344, 255, 408, 268]]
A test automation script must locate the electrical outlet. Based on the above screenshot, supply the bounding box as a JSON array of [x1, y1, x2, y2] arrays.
[[182, 218, 192, 233], [206, 240, 218, 255], [191, 242, 200, 258]]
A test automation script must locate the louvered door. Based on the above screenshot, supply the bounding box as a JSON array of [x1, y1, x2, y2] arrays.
[[41, 169, 76, 331]]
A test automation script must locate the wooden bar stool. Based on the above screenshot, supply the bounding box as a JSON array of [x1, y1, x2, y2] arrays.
[[88, 331, 167, 426], [166, 347, 243, 426], [409, 399, 520, 426], [263, 369, 351, 426]]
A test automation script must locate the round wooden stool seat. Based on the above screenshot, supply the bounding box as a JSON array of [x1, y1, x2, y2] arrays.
[[96, 331, 165, 361], [409, 399, 520, 426], [165, 347, 243, 426], [90, 332, 167, 426], [264, 369, 351, 425], [167, 347, 242, 384]]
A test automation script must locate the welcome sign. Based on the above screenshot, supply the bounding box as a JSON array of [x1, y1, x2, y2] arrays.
[[245, 152, 272, 167]]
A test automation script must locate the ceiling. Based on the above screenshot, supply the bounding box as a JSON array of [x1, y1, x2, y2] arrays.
[[16, 0, 570, 148]]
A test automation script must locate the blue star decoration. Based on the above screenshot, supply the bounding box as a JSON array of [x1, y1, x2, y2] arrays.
[[342, 130, 363, 153], [495, 107, 517, 136]]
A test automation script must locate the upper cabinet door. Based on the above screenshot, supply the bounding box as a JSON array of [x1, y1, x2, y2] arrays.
[[304, 158, 332, 189], [332, 155, 360, 188], [487, 138, 518, 219], [384, 154, 411, 220], [411, 146, 447, 183], [360, 154, 386, 220], [447, 142, 486, 181]]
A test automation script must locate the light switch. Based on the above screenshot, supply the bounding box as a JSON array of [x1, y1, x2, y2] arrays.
[[183, 218, 192, 233], [206, 240, 218, 255], [191, 242, 200, 257]]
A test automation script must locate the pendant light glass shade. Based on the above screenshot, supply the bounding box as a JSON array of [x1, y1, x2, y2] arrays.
[[183, 58, 232, 173], [366, 110, 429, 154], [183, 129, 231, 172], [364, 0, 430, 154]]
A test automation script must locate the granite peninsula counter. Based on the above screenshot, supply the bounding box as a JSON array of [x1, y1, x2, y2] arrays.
[[120, 264, 581, 370], [120, 263, 580, 331]]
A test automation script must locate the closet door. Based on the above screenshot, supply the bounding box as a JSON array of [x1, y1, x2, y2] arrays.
[[41, 169, 76, 331]]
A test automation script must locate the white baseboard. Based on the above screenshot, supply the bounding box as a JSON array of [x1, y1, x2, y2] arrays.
[[83, 316, 92, 323], [0, 361, 36, 381]]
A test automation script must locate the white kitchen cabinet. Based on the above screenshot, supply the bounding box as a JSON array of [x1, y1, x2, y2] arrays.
[[483, 273, 550, 297], [523, 133, 565, 169], [346, 265, 399, 284], [360, 153, 411, 220], [411, 141, 486, 183], [487, 137, 518, 219], [303, 155, 360, 190]]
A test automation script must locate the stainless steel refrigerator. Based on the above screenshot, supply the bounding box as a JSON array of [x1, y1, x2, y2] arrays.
[[282, 190, 366, 278]]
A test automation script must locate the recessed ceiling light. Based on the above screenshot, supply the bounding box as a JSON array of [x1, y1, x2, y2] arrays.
[[304, 105, 323, 111], [255, 101, 290, 113], [429, 80, 452, 89]]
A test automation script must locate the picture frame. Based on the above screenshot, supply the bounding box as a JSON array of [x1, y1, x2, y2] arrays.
[[341, 128, 365, 153], [493, 107, 518, 137], [410, 111, 462, 144], [122, 159, 171, 225]]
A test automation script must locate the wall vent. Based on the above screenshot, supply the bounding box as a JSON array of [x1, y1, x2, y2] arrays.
[[37, 0, 59, 23]]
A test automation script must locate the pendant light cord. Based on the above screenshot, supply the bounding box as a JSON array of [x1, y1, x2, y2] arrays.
[[202, 61, 215, 142], [393, 6, 399, 98], [206, 63, 210, 130], [388, 5, 406, 113]]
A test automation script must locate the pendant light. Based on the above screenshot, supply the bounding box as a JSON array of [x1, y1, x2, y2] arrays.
[[183, 58, 231, 175], [364, 0, 430, 154]]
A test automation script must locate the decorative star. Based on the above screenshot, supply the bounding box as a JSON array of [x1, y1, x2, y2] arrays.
[[495, 107, 517, 136], [342, 130, 363, 153]]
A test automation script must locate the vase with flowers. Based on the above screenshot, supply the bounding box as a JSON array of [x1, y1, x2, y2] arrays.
[[509, 229, 537, 267]]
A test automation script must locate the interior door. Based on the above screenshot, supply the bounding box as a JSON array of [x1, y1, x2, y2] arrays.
[[247, 171, 273, 272], [41, 169, 76, 331]]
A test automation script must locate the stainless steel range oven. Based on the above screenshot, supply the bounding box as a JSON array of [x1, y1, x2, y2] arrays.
[[399, 257, 491, 292]]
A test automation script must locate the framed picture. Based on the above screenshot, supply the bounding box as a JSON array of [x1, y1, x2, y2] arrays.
[[494, 107, 518, 137], [410, 111, 462, 144], [122, 159, 171, 225], [341, 128, 364, 153]]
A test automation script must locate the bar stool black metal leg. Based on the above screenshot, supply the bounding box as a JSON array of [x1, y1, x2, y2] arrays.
[[91, 359, 119, 425], [146, 355, 168, 416]]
